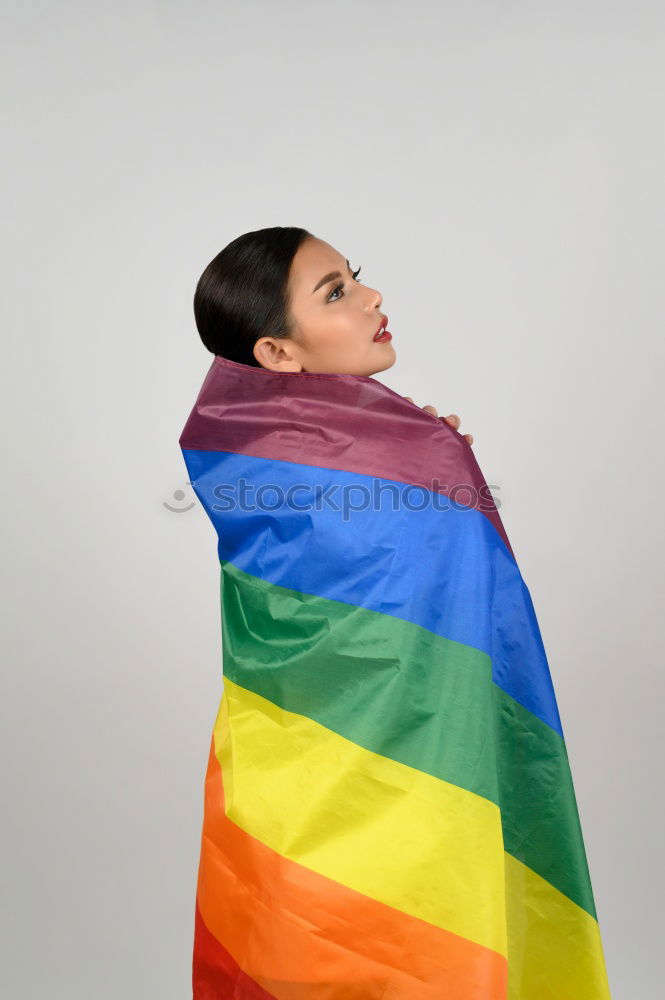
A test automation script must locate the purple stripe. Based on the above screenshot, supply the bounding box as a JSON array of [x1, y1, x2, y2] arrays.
[[179, 355, 514, 559]]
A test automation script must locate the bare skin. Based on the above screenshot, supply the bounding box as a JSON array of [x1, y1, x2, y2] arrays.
[[253, 236, 474, 446]]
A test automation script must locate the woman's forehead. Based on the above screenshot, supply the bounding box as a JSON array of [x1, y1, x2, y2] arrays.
[[291, 238, 349, 293]]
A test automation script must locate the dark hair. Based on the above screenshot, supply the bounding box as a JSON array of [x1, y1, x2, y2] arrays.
[[193, 226, 314, 366]]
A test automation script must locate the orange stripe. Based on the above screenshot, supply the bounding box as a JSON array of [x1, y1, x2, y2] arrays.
[[196, 734, 508, 999], [193, 899, 278, 998]]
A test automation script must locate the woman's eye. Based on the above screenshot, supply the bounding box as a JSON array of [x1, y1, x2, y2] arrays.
[[328, 266, 362, 302]]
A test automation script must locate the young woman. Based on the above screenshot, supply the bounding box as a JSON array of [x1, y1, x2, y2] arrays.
[[193, 226, 474, 437], [181, 227, 611, 1000]]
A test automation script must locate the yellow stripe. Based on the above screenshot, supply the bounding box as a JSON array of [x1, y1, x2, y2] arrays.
[[504, 853, 611, 999], [214, 679, 611, 994], [216, 678, 507, 956]]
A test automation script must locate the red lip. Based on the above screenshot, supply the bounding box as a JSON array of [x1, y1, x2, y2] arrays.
[[373, 315, 389, 340]]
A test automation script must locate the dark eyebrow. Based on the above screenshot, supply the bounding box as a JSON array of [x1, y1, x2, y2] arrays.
[[312, 259, 352, 295]]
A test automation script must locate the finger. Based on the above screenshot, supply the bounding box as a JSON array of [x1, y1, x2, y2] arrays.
[[444, 413, 460, 428], [423, 404, 438, 416], [464, 433, 474, 445], [403, 395, 414, 403]]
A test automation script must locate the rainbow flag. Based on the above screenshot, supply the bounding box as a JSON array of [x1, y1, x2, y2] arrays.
[[180, 354, 612, 999]]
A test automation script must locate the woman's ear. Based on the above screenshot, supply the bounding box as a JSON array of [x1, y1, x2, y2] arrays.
[[253, 337, 303, 373]]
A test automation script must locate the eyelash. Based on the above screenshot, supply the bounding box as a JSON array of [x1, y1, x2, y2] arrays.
[[328, 266, 362, 302]]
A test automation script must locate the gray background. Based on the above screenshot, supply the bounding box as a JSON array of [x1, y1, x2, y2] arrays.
[[3, 2, 663, 996]]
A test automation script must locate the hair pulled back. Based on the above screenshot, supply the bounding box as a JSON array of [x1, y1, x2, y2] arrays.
[[193, 226, 313, 366]]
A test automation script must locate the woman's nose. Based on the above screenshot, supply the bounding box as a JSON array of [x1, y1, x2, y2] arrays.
[[364, 285, 382, 310]]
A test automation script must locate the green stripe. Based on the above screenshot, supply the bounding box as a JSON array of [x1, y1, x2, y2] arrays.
[[220, 559, 596, 919]]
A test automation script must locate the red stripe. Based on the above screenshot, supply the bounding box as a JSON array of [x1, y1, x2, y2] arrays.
[[193, 897, 278, 999]]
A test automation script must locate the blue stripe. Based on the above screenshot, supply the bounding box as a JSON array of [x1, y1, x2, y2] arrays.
[[182, 448, 562, 736]]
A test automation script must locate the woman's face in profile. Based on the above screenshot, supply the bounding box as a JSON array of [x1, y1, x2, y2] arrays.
[[253, 236, 397, 376]]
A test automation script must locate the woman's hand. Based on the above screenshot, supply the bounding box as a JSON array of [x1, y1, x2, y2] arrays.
[[403, 397, 474, 446]]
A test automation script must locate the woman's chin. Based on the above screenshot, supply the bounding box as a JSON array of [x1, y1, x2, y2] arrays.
[[380, 342, 397, 363], [368, 344, 397, 374]]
